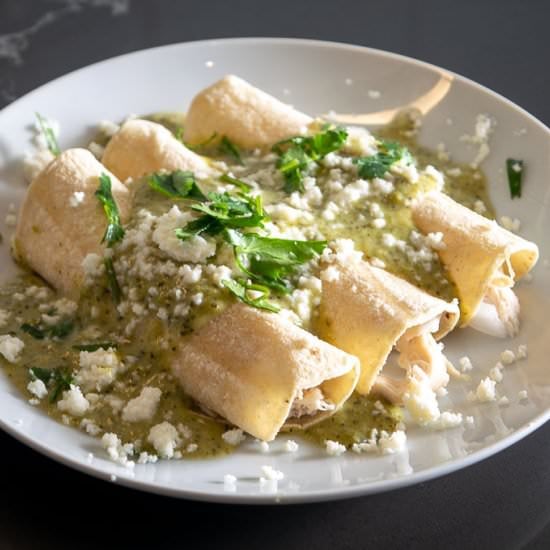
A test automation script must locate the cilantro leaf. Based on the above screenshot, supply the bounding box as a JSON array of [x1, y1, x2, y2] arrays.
[[222, 279, 280, 312], [95, 174, 125, 247], [21, 323, 46, 340], [224, 229, 326, 293], [49, 368, 73, 403], [506, 158, 523, 199], [272, 126, 348, 193], [22, 319, 74, 340], [219, 136, 243, 164], [354, 140, 412, 179], [219, 173, 252, 192], [29, 366, 73, 403], [104, 257, 122, 304], [148, 170, 207, 201], [29, 367, 53, 384], [72, 342, 117, 352], [35, 113, 60, 156], [176, 191, 266, 241]]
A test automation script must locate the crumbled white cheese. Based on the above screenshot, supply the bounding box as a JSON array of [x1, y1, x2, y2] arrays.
[[87, 141, 105, 159], [500, 216, 521, 233], [23, 149, 55, 183], [500, 349, 516, 365], [80, 418, 101, 436], [368, 89, 381, 99], [517, 344, 528, 359], [152, 205, 216, 263], [137, 451, 159, 464], [258, 441, 270, 453], [76, 348, 123, 392], [402, 376, 441, 425], [429, 411, 463, 430], [285, 440, 299, 453], [101, 432, 135, 468], [474, 377, 497, 403], [473, 200, 487, 215], [57, 385, 90, 416], [98, 119, 120, 137], [261, 465, 284, 481], [489, 363, 504, 383], [222, 428, 246, 446], [0, 335, 25, 363], [499, 396, 510, 407], [82, 253, 105, 278], [223, 474, 237, 492], [27, 378, 48, 399], [458, 356, 474, 372], [5, 213, 17, 227], [121, 386, 161, 423], [69, 191, 85, 207], [518, 390, 528, 401], [147, 422, 179, 458], [325, 440, 346, 456]]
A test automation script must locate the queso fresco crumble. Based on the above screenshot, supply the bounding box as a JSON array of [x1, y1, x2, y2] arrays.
[[0, 96, 535, 472]]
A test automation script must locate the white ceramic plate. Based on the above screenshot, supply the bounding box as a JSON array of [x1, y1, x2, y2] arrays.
[[0, 38, 549, 504]]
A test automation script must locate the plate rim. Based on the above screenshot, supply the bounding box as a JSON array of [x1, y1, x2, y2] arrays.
[[1, 36, 549, 504]]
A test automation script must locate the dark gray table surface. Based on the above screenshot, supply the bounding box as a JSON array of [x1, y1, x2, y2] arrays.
[[1, 1, 549, 549]]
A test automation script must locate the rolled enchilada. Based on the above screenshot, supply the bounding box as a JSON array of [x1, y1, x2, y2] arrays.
[[14, 148, 131, 297], [183, 75, 313, 149], [412, 191, 539, 337], [102, 119, 210, 182], [171, 303, 360, 441], [318, 256, 459, 398]]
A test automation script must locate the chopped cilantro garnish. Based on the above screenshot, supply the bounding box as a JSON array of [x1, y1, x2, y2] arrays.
[[148, 170, 207, 201], [95, 174, 125, 247], [72, 342, 117, 352], [222, 279, 280, 312], [354, 140, 412, 179], [506, 158, 523, 199], [104, 257, 122, 304], [29, 366, 73, 403], [35, 112, 60, 156], [175, 190, 266, 241], [21, 319, 74, 340], [219, 136, 243, 164], [224, 229, 326, 294], [272, 126, 348, 193], [219, 173, 252, 192]]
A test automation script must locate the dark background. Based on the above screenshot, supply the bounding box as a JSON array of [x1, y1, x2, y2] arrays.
[[1, 1, 549, 548]]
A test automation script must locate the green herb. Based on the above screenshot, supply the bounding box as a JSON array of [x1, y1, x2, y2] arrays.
[[219, 136, 243, 164], [104, 257, 122, 304], [222, 279, 280, 312], [35, 112, 60, 156], [506, 158, 523, 198], [21, 319, 74, 340], [49, 368, 73, 403], [21, 323, 46, 340], [72, 342, 117, 352], [176, 191, 266, 241], [148, 170, 207, 201], [354, 140, 412, 179], [185, 132, 218, 151], [29, 367, 52, 384], [224, 229, 326, 293], [174, 126, 185, 143], [29, 366, 73, 403], [95, 174, 125, 247], [272, 126, 348, 193], [219, 173, 252, 192]]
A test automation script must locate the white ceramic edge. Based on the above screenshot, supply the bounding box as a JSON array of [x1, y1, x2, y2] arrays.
[[1, 37, 549, 505]]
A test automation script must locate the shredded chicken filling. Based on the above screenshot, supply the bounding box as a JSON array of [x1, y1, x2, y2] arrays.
[[470, 265, 520, 338], [288, 387, 335, 419]]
